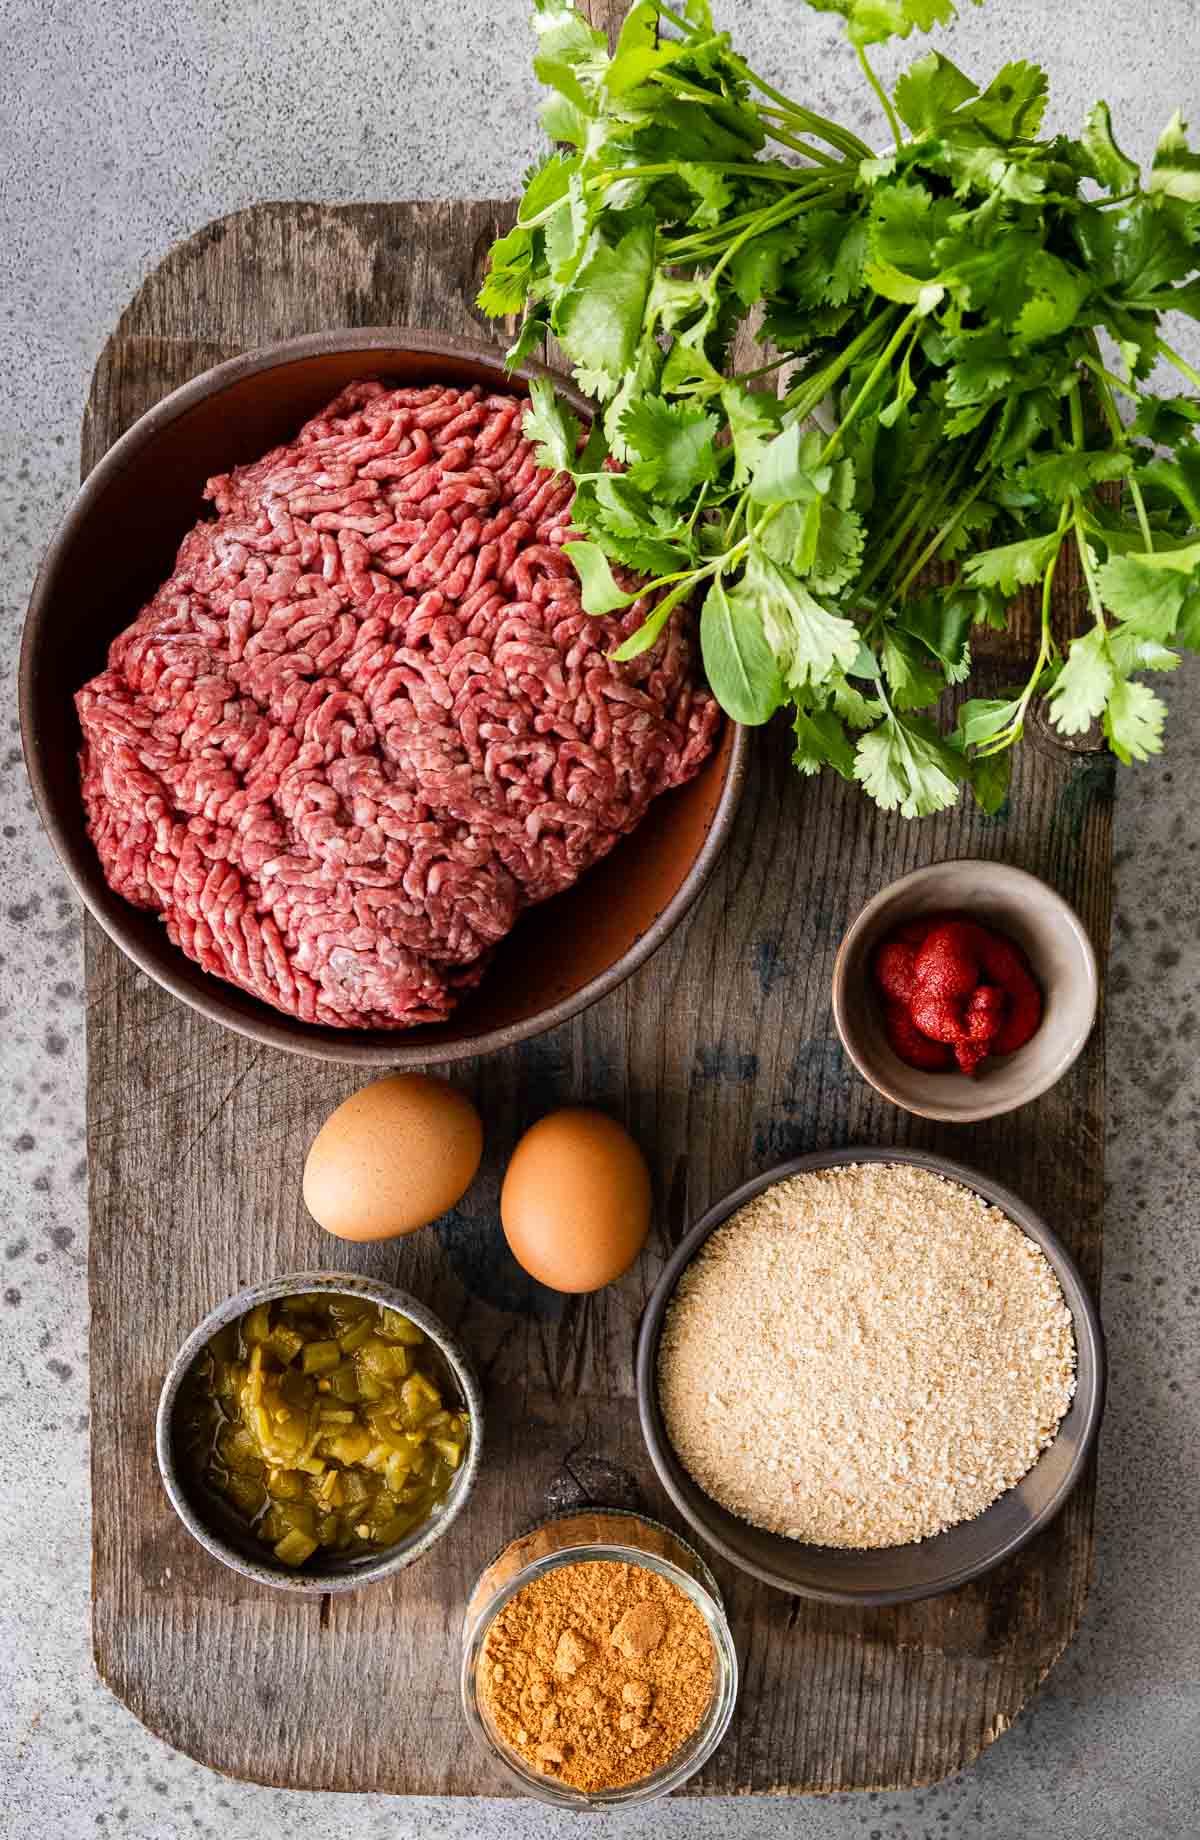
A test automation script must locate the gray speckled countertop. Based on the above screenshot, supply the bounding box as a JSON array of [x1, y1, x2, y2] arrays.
[[2, 3, 1199, 1836]]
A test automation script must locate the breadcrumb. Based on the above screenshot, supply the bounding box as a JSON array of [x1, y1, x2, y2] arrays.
[[658, 1163, 1076, 1549]]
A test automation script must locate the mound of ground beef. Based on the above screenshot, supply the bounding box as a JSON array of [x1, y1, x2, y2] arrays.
[[76, 380, 719, 1029]]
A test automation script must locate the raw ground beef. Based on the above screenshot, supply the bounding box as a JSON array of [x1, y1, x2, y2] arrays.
[[76, 380, 720, 1029]]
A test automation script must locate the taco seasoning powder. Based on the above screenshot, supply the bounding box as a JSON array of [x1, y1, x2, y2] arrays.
[[478, 1558, 715, 1791]]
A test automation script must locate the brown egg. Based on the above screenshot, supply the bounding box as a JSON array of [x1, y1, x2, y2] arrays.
[[500, 1108, 652, 1293], [303, 1073, 483, 1242]]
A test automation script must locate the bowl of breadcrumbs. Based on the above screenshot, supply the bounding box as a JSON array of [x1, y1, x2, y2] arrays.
[[460, 1509, 738, 1804], [638, 1149, 1105, 1605]]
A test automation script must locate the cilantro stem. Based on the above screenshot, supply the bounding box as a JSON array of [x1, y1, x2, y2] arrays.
[[977, 517, 1068, 757], [731, 354, 796, 384], [784, 307, 900, 423], [667, 179, 838, 258], [1065, 385, 1111, 630], [1078, 353, 1143, 405], [650, 70, 842, 166], [755, 119, 843, 167], [818, 309, 919, 465], [596, 161, 815, 186], [859, 438, 982, 607], [895, 468, 996, 599], [856, 46, 902, 151], [1084, 339, 1155, 551], [1156, 336, 1200, 394], [1071, 508, 1109, 629], [725, 55, 872, 161], [705, 187, 835, 287]]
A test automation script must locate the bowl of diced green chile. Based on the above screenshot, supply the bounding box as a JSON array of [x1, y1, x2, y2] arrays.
[[156, 1271, 484, 1592]]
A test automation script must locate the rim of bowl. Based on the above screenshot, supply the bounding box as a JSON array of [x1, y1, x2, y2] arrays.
[[155, 1269, 485, 1593], [459, 1518, 739, 1806], [831, 859, 1100, 1122], [636, 1146, 1107, 1606], [19, 326, 748, 1067]]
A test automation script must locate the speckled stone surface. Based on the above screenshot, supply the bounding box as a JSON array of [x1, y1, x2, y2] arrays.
[[2, 2, 1198, 1836]]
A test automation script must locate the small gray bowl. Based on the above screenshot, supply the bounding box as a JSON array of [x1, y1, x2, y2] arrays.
[[637, 1148, 1105, 1606], [832, 859, 1099, 1123], [156, 1270, 483, 1593]]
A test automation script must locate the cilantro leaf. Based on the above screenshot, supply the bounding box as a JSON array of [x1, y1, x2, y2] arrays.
[[678, 161, 735, 229], [743, 548, 861, 691], [1177, 588, 1200, 650], [893, 51, 978, 133], [586, 474, 699, 577], [783, 211, 869, 308], [806, 0, 960, 51], [563, 542, 642, 615], [895, 591, 974, 681], [869, 180, 953, 278], [1017, 448, 1131, 504], [958, 60, 1049, 140], [1149, 111, 1200, 203], [478, 223, 536, 317], [700, 577, 785, 725], [1007, 251, 1090, 344], [966, 746, 1012, 815], [1131, 395, 1200, 443], [964, 531, 1063, 595], [1137, 444, 1200, 529], [853, 713, 965, 817], [522, 378, 581, 475], [749, 424, 831, 505], [619, 394, 720, 503], [610, 574, 698, 662], [829, 668, 885, 727], [603, 335, 663, 460], [1075, 195, 1195, 305], [518, 151, 576, 225], [722, 385, 783, 489], [880, 627, 946, 709], [1108, 629, 1181, 676], [1104, 676, 1167, 762], [730, 228, 797, 309], [955, 694, 1025, 748], [1080, 100, 1140, 193], [555, 216, 656, 400], [792, 704, 858, 778], [1096, 543, 1200, 639], [804, 490, 866, 594], [1047, 625, 1114, 735]]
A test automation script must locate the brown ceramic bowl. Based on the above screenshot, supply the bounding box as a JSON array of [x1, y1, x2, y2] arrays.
[[831, 860, 1099, 1122], [19, 328, 745, 1065], [637, 1147, 1105, 1606]]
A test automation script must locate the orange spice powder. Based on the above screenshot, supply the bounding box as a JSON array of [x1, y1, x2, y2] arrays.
[[478, 1558, 715, 1792]]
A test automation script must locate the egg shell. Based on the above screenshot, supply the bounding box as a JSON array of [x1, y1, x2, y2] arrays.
[[500, 1107, 652, 1293], [303, 1073, 483, 1242]]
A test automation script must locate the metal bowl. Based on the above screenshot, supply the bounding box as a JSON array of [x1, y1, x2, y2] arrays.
[[156, 1270, 484, 1593], [20, 328, 746, 1065], [636, 1148, 1105, 1606]]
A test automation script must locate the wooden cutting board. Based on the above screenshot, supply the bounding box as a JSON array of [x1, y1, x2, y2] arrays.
[[84, 45, 1111, 1798]]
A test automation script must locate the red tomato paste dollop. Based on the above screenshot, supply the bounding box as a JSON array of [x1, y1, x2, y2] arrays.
[[872, 913, 1042, 1075]]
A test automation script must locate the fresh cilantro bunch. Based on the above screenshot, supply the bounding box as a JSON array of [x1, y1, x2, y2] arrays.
[[481, 0, 1200, 817]]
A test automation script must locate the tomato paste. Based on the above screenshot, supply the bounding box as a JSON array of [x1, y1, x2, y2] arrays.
[[872, 913, 1042, 1075]]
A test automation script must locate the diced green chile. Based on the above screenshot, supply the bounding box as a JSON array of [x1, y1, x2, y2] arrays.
[[178, 1295, 469, 1567]]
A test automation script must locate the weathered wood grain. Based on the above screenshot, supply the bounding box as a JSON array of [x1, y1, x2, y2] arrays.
[[86, 20, 1110, 1793]]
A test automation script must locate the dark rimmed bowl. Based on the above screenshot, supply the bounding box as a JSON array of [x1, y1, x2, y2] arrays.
[[636, 1148, 1105, 1606], [20, 328, 746, 1065], [156, 1270, 484, 1593]]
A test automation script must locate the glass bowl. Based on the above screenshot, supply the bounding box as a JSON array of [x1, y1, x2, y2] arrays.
[[460, 1509, 738, 1806]]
